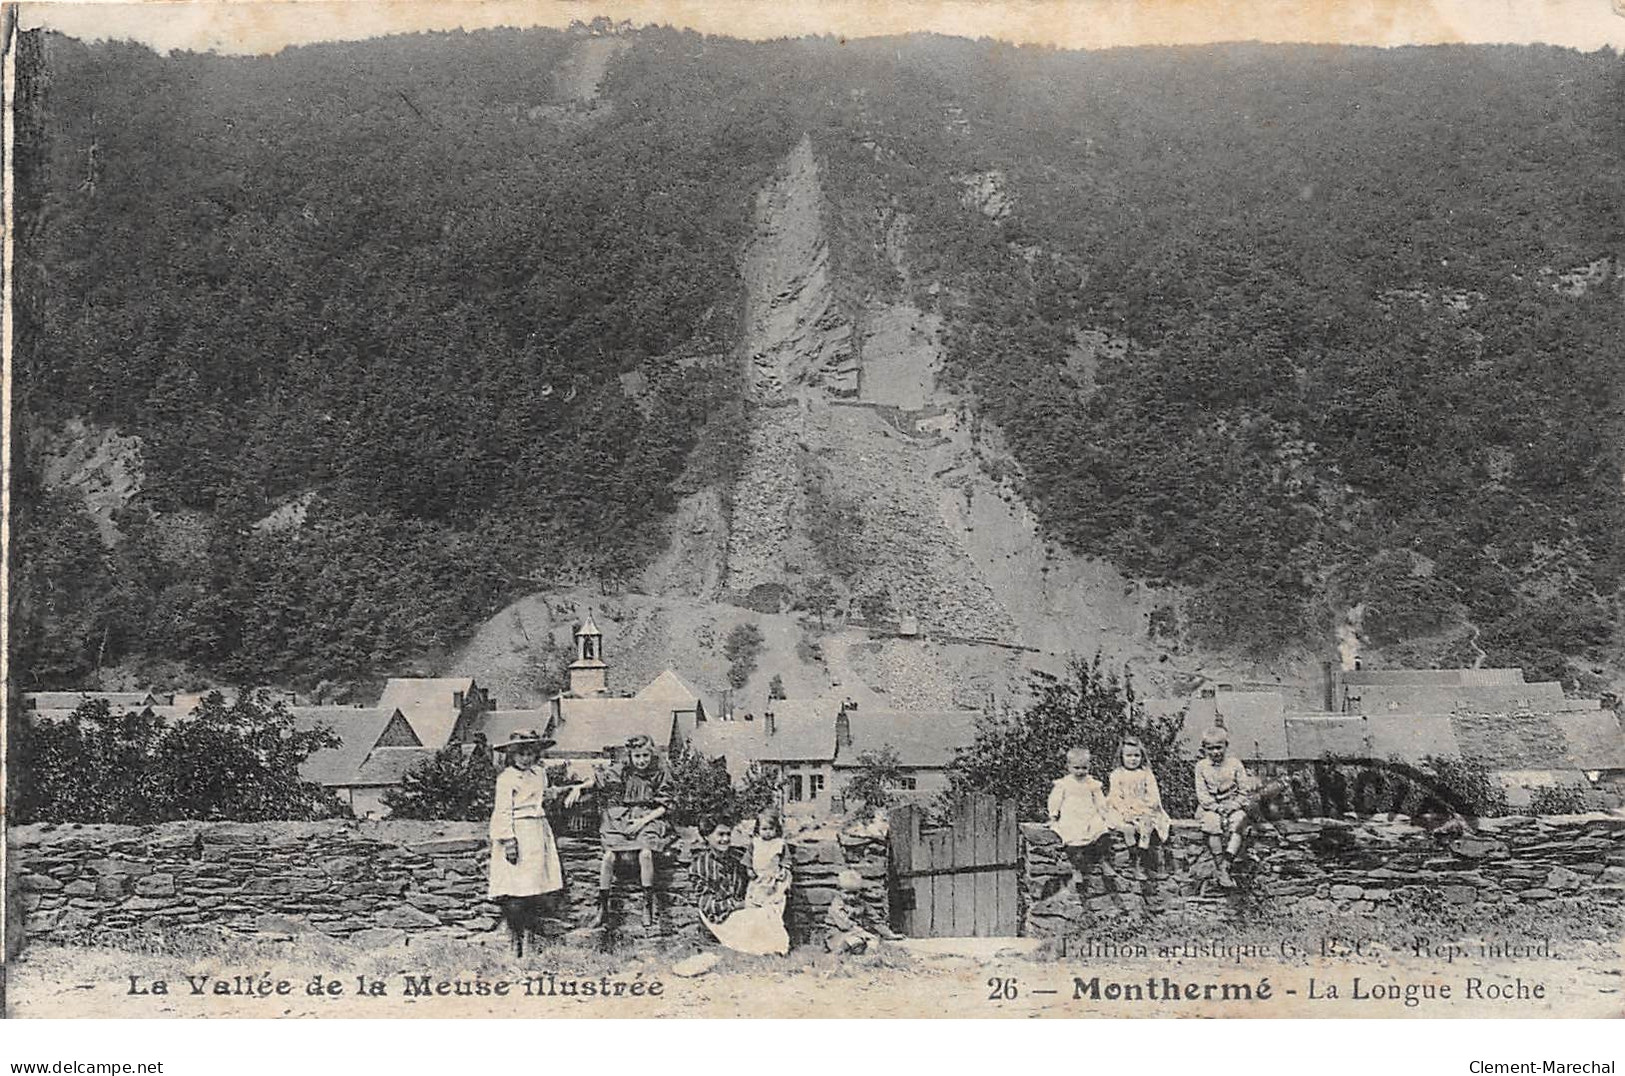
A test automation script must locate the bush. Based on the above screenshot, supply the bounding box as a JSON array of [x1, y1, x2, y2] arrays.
[[380, 739, 499, 821], [10, 692, 342, 823], [841, 746, 904, 816], [1527, 784, 1597, 816], [665, 744, 778, 828], [723, 622, 765, 690], [1417, 756, 1509, 819], [947, 655, 1193, 821]]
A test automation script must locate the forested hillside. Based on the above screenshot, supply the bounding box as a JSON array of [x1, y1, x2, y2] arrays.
[[12, 27, 1624, 690]]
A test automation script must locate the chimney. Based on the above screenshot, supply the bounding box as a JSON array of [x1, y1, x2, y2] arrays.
[[836, 709, 852, 752], [1321, 661, 1336, 713], [765, 710, 776, 737], [453, 691, 465, 711]]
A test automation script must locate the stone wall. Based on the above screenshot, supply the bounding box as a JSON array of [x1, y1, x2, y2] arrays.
[[17, 813, 1624, 950], [9, 819, 889, 950], [1021, 814, 1625, 937]]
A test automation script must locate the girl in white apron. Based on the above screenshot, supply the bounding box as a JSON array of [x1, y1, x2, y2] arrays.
[[488, 729, 585, 956]]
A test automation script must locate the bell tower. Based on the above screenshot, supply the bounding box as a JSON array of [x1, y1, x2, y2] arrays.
[[567, 611, 609, 696]]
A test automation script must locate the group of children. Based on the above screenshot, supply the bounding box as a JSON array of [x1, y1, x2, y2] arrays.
[[484, 722, 1256, 959], [1048, 728, 1255, 890], [484, 728, 890, 957]]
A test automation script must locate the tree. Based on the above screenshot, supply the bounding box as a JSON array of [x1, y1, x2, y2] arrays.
[[665, 745, 780, 827], [947, 655, 1193, 821], [11, 692, 342, 823], [841, 745, 904, 816], [799, 575, 838, 630], [381, 738, 498, 820], [723, 622, 765, 690], [767, 674, 786, 700]]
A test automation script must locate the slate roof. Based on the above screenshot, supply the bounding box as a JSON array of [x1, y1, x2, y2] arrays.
[[1339, 668, 1525, 686], [1368, 713, 1462, 762], [1449, 709, 1569, 769], [465, 709, 552, 748], [549, 698, 681, 756], [755, 699, 840, 762], [1548, 712, 1625, 771], [24, 691, 156, 711], [1181, 692, 1289, 760], [291, 707, 411, 786], [352, 746, 440, 786], [1351, 682, 1569, 715], [690, 718, 771, 778], [834, 708, 980, 769], [377, 677, 477, 749], [635, 669, 702, 707], [1284, 716, 1371, 760]]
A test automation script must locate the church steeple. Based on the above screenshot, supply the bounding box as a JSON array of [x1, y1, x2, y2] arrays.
[[567, 611, 608, 696]]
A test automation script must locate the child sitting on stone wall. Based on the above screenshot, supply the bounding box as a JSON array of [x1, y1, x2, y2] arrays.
[[1106, 736, 1171, 878], [1047, 746, 1116, 886], [1193, 726, 1254, 888], [824, 868, 900, 955]]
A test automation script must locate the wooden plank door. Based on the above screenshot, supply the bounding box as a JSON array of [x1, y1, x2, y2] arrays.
[[888, 804, 922, 937], [994, 797, 1019, 936]]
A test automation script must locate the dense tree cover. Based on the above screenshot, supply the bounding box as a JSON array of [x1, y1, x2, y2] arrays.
[[948, 656, 1195, 821], [13, 28, 1624, 688], [13, 27, 776, 687], [812, 40, 1625, 677], [9, 693, 342, 822]]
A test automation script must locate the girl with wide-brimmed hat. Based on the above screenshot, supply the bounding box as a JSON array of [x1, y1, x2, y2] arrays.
[[488, 728, 585, 956]]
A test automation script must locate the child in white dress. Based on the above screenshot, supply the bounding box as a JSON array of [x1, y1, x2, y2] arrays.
[[1047, 746, 1116, 882], [1106, 735, 1171, 878]]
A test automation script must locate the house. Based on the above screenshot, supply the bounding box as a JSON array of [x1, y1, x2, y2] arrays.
[[343, 746, 441, 819], [833, 704, 980, 805], [466, 616, 707, 762], [1176, 670, 1625, 806], [1332, 667, 1596, 716], [693, 696, 981, 815], [291, 706, 425, 818], [379, 676, 492, 749]]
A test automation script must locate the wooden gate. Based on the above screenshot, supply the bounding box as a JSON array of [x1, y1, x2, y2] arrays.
[[888, 793, 1019, 937]]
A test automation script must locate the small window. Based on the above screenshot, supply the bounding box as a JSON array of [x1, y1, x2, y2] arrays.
[[897, 776, 917, 791], [787, 775, 804, 802], [809, 774, 826, 798]]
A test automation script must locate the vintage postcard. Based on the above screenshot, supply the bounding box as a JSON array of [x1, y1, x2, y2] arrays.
[[3, 0, 1624, 1025]]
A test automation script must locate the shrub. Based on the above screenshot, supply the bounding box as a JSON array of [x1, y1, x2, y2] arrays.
[[841, 745, 904, 816], [947, 655, 1193, 821], [723, 622, 765, 689], [1527, 784, 1597, 816], [381, 738, 499, 821], [664, 744, 779, 828], [10, 692, 342, 823], [1416, 756, 1509, 819]]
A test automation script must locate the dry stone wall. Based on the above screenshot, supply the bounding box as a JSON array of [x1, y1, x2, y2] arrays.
[[1021, 815, 1625, 937], [9, 820, 888, 951]]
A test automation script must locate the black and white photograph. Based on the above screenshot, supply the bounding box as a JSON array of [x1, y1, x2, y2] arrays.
[[3, 0, 1624, 1037]]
